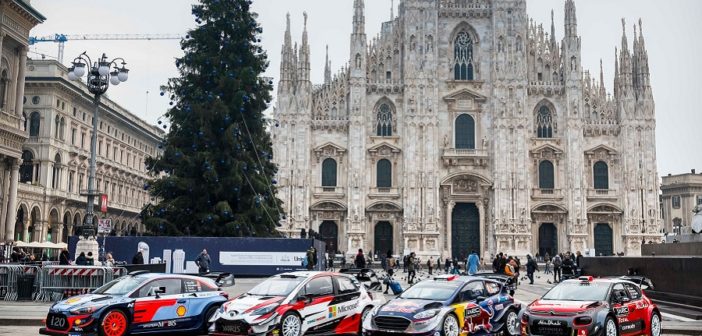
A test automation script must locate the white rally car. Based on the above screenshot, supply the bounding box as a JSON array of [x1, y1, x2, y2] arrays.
[[210, 271, 385, 336]]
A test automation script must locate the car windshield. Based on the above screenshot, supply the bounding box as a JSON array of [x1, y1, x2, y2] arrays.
[[542, 282, 610, 301], [247, 276, 304, 297], [93, 275, 149, 296], [399, 281, 461, 301]]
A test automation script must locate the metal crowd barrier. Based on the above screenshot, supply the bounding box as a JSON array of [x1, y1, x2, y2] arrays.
[[0, 264, 40, 301], [35, 266, 127, 302]]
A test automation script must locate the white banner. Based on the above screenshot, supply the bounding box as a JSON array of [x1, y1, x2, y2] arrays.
[[219, 251, 306, 266], [97, 219, 112, 234]]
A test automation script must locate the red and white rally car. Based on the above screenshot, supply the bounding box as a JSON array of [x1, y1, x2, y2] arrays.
[[210, 271, 385, 336]]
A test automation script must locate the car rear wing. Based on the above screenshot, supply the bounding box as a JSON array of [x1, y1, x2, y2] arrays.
[[472, 272, 516, 290], [188, 272, 236, 288]]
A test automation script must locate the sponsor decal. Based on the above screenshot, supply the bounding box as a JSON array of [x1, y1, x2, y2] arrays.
[[614, 306, 629, 317], [328, 306, 337, 318], [176, 305, 187, 317], [619, 320, 643, 332], [142, 320, 177, 328], [337, 302, 358, 314], [465, 307, 482, 318], [495, 304, 504, 311], [578, 329, 588, 336], [383, 301, 421, 313], [537, 320, 562, 326], [618, 317, 628, 323], [65, 297, 82, 304], [635, 302, 649, 309]]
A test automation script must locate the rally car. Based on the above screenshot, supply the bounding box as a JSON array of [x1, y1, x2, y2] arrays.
[[210, 271, 385, 336], [520, 276, 661, 336], [362, 275, 522, 336], [39, 271, 234, 336]]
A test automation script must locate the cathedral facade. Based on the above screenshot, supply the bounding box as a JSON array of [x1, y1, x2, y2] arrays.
[[272, 0, 660, 259]]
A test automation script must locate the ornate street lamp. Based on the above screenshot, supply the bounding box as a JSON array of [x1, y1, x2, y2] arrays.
[[67, 52, 128, 252]]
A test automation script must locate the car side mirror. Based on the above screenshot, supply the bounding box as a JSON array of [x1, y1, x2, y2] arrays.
[[297, 294, 313, 304], [149, 286, 166, 298]]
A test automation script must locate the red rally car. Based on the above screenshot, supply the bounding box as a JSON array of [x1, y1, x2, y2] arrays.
[[520, 276, 661, 336]]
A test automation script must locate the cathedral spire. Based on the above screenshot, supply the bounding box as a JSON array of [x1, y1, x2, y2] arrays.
[[353, 0, 365, 36], [614, 47, 620, 99], [298, 12, 311, 85], [279, 13, 295, 95], [564, 0, 577, 38], [390, 0, 394, 20], [324, 45, 331, 85], [550, 9, 557, 47], [599, 59, 606, 97]]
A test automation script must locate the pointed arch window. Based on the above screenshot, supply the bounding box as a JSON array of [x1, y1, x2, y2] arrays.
[[52, 153, 62, 189], [377, 159, 392, 188], [454, 32, 474, 80], [455, 114, 475, 149], [0, 70, 8, 109], [20, 150, 34, 183], [593, 161, 609, 190], [536, 106, 554, 138], [376, 103, 393, 136], [321, 158, 337, 187], [29, 111, 41, 137], [54, 115, 61, 139], [539, 160, 555, 189]]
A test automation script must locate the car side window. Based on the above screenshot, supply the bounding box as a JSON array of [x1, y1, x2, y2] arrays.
[[459, 281, 485, 302], [623, 283, 641, 300], [485, 281, 500, 295], [305, 276, 334, 297], [137, 278, 182, 297], [610, 283, 629, 303], [336, 276, 359, 295]]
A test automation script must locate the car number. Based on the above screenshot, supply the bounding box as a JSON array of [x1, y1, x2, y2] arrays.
[[49, 315, 67, 329]]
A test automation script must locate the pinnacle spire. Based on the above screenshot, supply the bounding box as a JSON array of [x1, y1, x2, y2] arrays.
[[302, 11, 308, 46], [564, 0, 577, 38], [599, 59, 606, 97], [353, 0, 365, 35], [324, 45, 331, 85], [391, 0, 394, 20], [550, 9, 557, 46], [620, 18, 628, 53]]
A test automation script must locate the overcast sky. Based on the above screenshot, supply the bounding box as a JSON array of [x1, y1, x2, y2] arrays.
[[29, 0, 701, 177]]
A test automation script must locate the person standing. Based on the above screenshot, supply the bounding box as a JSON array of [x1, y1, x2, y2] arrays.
[[575, 251, 583, 268], [195, 249, 212, 275], [59, 249, 70, 265], [444, 257, 451, 274], [305, 247, 316, 270], [526, 254, 538, 284], [467, 250, 479, 275], [75, 252, 87, 266], [85, 252, 95, 266], [132, 249, 144, 265], [427, 257, 434, 275], [384, 251, 396, 294], [552, 253, 562, 283], [407, 252, 416, 284], [354, 249, 366, 268], [104, 253, 115, 267]]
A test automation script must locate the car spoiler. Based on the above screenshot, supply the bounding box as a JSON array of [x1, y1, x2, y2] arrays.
[[472, 272, 516, 289], [187, 272, 236, 288]]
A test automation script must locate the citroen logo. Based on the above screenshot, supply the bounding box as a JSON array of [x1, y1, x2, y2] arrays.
[[550, 310, 555, 316]]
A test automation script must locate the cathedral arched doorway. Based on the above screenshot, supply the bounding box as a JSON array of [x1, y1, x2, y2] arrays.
[[451, 203, 479, 260], [374, 221, 393, 257], [538, 223, 557, 257], [319, 221, 338, 254], [594, 223, 613, 256]]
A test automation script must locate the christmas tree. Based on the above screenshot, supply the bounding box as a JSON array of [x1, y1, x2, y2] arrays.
[[143, 0, 283, 237]]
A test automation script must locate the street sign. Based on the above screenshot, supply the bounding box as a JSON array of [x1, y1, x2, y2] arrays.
[[100, 194, 108, 213], [98, 218, 112, 234]]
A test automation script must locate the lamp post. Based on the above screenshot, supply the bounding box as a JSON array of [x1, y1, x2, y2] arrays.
[[68, 52, 128, 259]]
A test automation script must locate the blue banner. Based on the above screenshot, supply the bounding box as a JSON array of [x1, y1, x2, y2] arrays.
[[68, 236, 326, 277]]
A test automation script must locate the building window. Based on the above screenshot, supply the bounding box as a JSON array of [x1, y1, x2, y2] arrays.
[[321, 158, 337, 187], [539, 160, 555, 189], [454, 31, 474, 80], [81, 133, 85, 148], [672, 196, 681, 209], [54, 116, 60, 139], [376, 103, 393, 136], [52, 153, 61, 189], [536, 106, 554, 138], [455, 114, 475, 149], [98, 141, 103, 155], [20, 151, 34, 183], [59, 117, 66, 140], [29, 112, 41, 136], [68, 172, 74, 192], [106, 144, 110, 158], [697, 195, 702, 206], [377, 159, 392, 188], [593, 161, 609, 190], [71, 128, 76, 144], [0, 70, 8, 109]]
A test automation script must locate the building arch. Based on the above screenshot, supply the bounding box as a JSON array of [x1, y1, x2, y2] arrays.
[[29, 206, 41, 242], [20, 150, 35, 183], [29, 111, 41, 137], [373, 97, 395, 137], [440, 172, 493, 187], [534, 99, 557, 138], [449, 22, 480, 81], [0, 57, 10, 109], [48, 208, 60, 243]]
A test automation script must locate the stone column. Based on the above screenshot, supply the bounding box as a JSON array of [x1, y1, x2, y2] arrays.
[[22, 218, 29, 242], [15, 46, 28, 117], [36, 221, 45, 242], [0, 163, 9, 240], [446, 200, 455, 257], [4, 162, 19, 241], [0, 32, 6, 66]]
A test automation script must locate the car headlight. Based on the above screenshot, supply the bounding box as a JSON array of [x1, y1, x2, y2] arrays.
[[69, 305, 104, 315], [252, 305, 278, 316], [413, 309, 440, 320]]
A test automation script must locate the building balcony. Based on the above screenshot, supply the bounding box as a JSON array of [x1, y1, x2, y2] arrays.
[[531, 188, 564, 200], [441, 148, 489, 167], [312, 186, 346, 199], [587, 188, 619, 201], [368, 187, 401, 199]]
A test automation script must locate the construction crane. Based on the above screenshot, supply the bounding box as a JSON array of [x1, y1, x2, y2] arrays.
[[28, 34, 184, 63]]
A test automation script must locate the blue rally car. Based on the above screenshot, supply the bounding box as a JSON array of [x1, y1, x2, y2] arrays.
[[362, 275, 521, 336], [39, 271, 234, 336]]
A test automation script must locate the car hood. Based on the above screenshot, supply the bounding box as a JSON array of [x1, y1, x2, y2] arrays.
[[376, 299, 444, 319], [529, 300, 604, 314], [51, 294, 127, 312], [222, 294, 286, 315]]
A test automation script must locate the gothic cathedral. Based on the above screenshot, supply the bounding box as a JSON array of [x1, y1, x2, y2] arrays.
[[272, 0, 660, 259]]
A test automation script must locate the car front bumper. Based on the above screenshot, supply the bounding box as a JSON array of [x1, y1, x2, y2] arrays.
[[521, 314, 603, 336], [210, 314, 282, 336], [39, 327, 97, 336]]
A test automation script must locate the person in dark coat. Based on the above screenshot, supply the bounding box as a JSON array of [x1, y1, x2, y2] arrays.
[[305, 247, 315, 270], [59, 249, 70, 265], [86, 252, 95, 266], [195, 249, 211, 274], [354, 249, 366, 268], [75, 252, 87, 266], [526, 254, 538, 284], [132, 249, 144, 265]]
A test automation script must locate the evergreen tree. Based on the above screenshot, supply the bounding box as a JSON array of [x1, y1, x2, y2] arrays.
[[143, 0, 282, 237]]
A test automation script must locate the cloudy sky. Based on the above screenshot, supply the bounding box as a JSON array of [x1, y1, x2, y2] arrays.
[[29, 0, 701, 177]]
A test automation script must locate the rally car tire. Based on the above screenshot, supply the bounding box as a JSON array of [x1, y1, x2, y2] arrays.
[[358, 307, 372, 335], [280, 311, 302, 336], [441, 314, 460, 336], [201, 305, 219, 333], [649, 313, 661, 336], [604, 316, 619, 336], [500, 308, 520, 336], [99, 309, 128, 336]]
